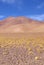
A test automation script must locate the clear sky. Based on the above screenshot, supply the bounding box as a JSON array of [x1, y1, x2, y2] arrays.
[[0, 0, 44, 21]]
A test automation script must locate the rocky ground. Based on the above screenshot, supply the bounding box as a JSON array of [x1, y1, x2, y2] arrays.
[[0, 42, 44, 65]]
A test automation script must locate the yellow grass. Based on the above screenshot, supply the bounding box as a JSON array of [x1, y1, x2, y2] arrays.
[[0, 33, 44, 65], [0, 33, 44, 54]]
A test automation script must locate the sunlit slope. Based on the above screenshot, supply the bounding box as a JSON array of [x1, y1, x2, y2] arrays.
[[0, 16, 44, 33]]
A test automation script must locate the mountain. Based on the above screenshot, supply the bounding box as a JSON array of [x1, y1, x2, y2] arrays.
[[0, 16, 44, 33]]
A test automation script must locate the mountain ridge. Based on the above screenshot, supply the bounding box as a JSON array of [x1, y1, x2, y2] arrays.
[[0, 16, 44, 33]]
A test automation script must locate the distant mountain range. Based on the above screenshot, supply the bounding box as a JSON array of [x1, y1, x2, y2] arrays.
[[0, 16, 44, 33]]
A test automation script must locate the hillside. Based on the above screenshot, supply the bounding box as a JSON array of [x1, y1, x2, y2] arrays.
[[0, 16, 44, 33]]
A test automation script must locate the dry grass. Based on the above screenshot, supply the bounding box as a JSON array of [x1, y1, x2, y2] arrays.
[[0, 33, 44, 65]]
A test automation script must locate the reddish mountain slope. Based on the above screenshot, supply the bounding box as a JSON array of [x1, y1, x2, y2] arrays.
[[0, 16, 44, 33]]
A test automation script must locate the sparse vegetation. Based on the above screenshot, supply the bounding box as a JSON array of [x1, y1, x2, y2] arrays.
[[0, 34, 44, 65]]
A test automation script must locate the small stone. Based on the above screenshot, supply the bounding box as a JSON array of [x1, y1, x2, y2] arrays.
[[35, 56, 39, 60]]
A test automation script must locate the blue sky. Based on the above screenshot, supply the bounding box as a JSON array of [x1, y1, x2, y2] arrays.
[[0, 0, 44, 21]]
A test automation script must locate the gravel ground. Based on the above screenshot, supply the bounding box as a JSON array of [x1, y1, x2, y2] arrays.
[[0, 43, 44, 65]]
